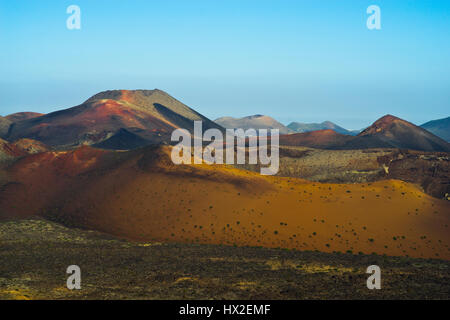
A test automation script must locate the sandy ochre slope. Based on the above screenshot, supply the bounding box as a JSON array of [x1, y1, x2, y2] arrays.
[[0, 145, 448, 260]]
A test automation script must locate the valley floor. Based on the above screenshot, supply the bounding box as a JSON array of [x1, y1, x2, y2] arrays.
[[0, 219, 448, 300]]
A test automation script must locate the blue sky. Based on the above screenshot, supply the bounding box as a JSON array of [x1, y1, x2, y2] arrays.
[[0, 0, 449, 129]]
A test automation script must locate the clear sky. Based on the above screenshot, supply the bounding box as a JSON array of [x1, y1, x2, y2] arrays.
[[1, 0, 449, 129]]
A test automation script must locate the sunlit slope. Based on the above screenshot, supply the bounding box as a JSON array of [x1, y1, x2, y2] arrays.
[[1, 145, 448, 259], [5, 89, 223, 148]]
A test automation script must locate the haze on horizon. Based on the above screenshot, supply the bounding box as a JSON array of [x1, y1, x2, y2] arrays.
[[0, 0, 449, 130]]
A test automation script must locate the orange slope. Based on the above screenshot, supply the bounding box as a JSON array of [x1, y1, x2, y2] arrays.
[[1, 145, 449, 259]]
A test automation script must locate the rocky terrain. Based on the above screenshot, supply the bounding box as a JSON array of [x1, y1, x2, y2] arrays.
[[0, 219, 448, 300], [0, 138, 49, 165], [240, 146, 450, 199]]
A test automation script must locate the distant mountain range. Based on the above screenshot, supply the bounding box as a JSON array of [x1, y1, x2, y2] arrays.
[[279, 115, 450, 152], [215, 115, 293, 134], [420, 117, 450, 142], [214, 116, 363, 136], [1, 89, 449, 152], [287, 121, 360, 135]]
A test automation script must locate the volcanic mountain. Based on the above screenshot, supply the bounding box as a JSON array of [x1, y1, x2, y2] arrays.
[[0, 144, 448, 259], [421, 116, 450, 142], [287, 121, 358, 135], [279, 115, 450, 152], [357, 115, 450, 151], [215, 115, 293, 135], [5, 89, 223, 149]]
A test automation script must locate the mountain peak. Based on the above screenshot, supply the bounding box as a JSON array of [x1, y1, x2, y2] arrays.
[[85, 89, 168, 103], [246, 114, 265, 119], [356, 114, 450, 151], [359, 114, 407, 136], [374, 114, 401, 124]]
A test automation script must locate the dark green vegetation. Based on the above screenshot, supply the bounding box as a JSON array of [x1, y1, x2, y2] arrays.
[[1, 219, 448, 300]]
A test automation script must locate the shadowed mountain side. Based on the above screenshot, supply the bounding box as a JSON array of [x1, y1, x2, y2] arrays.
[[0, 117, 12, 138], [86, 89, 223, 134], [0, 145, 448, 259], [421, 116, 450, 142], [5, 89, 223, 148], [93, 128, 153, 150]]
